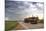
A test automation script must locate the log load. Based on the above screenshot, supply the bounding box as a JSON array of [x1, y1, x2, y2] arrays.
[[24, 17, 39, 24]]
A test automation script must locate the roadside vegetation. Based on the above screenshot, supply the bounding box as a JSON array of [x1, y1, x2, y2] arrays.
[[5, 21, 17, 31]]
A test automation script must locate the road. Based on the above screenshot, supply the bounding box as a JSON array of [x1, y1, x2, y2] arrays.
[[17, 22, 44, 29], [13, 22, 44, 30], [9, 22, 44, 31]]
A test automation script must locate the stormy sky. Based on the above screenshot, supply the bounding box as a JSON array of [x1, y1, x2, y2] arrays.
[[5, 0, 44, 20]]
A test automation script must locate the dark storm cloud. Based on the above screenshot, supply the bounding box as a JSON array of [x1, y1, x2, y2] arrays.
[[5, 1, 30, 20], [5, 1, 29, 9], [5, 1, 44, 20]]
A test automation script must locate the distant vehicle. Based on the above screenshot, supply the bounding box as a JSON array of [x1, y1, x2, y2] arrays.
[[24, 17, 39, 24]]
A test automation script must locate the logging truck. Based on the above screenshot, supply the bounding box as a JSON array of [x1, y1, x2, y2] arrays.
[[24, 17, 39, 24]]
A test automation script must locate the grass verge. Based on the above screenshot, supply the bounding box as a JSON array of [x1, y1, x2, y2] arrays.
[[5, 21, 17, 31]]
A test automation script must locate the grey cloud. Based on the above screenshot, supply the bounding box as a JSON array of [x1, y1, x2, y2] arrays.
[[5, 1, 44, 20]]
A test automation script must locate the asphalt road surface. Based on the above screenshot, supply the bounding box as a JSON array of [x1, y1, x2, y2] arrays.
[[17, 22, 44, 29], [9, 22, 44, 31]]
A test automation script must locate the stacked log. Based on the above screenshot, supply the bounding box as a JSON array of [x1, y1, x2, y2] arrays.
[[24, 17, 39, 24]]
